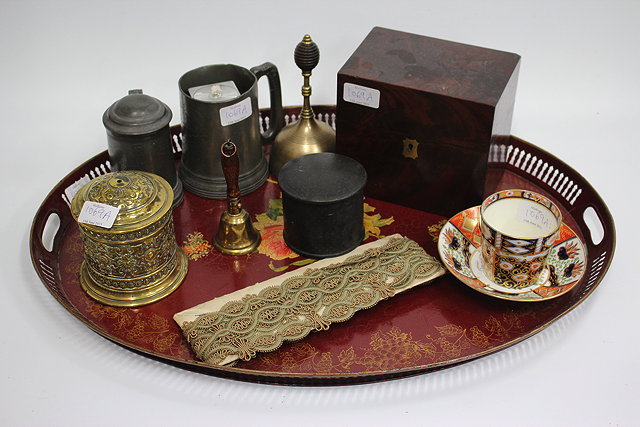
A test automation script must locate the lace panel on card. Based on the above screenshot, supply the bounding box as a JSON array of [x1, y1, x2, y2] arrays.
[[181, 237, 443, 365]]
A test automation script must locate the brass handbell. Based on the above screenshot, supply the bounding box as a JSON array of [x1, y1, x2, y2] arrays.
[[269, 34, 336, 177], [213, 140, 261, 255]]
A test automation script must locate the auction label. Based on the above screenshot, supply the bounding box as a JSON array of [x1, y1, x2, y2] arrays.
[[77, 201, 119, 229], [517, 202, 554, 233], [343, 83, 380, 108], [64, 175, 90, 203], [220, 97, 252, 126]]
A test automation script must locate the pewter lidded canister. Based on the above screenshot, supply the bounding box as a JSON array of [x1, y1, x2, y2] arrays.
[[103, 89, 183, 208], [70, 171, 188, 307], [278, 153, 367, 259]]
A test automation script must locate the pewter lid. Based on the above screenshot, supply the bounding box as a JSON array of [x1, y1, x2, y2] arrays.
[[103, 89, 172, 136], [278, 153, 367, 204], [70, 170, 173, 232]]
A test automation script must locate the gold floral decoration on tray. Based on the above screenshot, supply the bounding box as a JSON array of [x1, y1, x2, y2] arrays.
[[427, 219, 448, 242], [363, 202, 394, 239], [83, 299, 190, 357], [251, 313, 524, 373], [181, 231, 212, 260]]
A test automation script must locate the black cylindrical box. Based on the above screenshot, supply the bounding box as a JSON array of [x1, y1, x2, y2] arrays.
[[278, 153, 367, 259], [103, 89, 183, 208]]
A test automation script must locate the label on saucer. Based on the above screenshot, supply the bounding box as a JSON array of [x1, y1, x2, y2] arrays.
[[343, 83, 380, 109], [77, 201, 119, 229], [220, 97, 252, 126]]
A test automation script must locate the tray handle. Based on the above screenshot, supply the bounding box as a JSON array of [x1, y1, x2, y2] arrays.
[[492, 136, 616, 303], [40, 211, 61, 253], [30, 154, 109, 298], [568, 196, 616, 301], [30, 204, 74, 298]]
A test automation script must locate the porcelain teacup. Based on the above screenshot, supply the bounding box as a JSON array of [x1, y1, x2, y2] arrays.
[[479, 189, 562, 291]]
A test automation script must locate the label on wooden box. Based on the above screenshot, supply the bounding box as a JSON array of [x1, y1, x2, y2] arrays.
[[343, 83, 380, 109]]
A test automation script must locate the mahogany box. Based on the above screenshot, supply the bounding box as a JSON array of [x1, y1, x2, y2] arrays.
[[336, 27, 520, 217]]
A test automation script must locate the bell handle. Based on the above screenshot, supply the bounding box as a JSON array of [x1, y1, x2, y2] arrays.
[[250, 62, 284, 144], [220, 140, 240, 201]]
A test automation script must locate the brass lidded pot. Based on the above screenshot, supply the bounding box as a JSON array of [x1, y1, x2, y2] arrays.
[[71, 171, 188, 307]]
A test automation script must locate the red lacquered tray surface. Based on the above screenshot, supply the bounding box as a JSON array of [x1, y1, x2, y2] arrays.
[[30, 106, 615, 385]]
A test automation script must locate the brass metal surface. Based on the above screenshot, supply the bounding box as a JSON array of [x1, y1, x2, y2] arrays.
[[213, 210, 261, 255], [71, 170, 188, 307], [79, 248, 188, 307], [269, 34, 335, 177], [402, 138, 420, 159]]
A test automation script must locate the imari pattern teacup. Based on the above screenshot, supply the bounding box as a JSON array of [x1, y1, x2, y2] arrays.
[[480, 189, 562, 291]]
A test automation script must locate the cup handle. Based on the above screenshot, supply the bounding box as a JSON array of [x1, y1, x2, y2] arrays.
[[250, 62, 284, 144]]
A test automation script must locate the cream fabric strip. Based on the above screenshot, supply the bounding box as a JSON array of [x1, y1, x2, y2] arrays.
[[174, 234, 445, 366]]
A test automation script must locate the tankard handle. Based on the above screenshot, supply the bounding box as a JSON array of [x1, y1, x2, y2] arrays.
[[250, 62, 284, 144]]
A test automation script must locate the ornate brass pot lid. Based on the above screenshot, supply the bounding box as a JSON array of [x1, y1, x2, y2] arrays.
[[70, 170, 172, 232], [437, 206, 587, 302]]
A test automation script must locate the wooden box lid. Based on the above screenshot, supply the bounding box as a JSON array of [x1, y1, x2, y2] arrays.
[[338, 27, 520, 108]]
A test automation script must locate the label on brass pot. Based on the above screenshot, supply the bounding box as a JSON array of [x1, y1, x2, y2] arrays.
[[220, 97, 252, 126], [77, 201, 120, 229]]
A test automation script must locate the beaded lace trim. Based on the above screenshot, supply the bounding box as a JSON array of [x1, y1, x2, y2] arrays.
[[178, 236, 444, 366]]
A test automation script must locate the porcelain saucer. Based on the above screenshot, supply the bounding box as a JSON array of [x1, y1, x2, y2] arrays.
[[437, 206, 587, 302]]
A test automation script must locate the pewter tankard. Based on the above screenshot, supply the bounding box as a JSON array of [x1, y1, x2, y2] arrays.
[[179, 63, 284, 199]]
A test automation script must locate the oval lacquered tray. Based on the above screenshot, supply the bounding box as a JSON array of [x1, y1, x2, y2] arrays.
[[30, 106, 615, 385]]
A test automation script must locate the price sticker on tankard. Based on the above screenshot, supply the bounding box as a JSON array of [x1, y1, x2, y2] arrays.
[[343, 83, 380, 108], [77, 201, 120, 229], [220, 97, 252, 126]]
